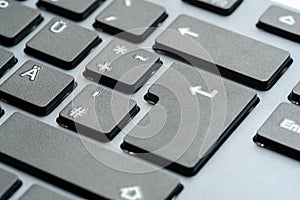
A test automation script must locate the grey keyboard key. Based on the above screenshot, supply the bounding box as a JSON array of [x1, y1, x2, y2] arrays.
[[25, 18, 101, 69], [84, 39, 162, 94], [0, 48, 17, 77], [0, 168, 21, 200], [254, 103, 300, 161], [153, 15, 293, 91], [0, 113, 183, 200], [257, 6, 300, 43], [183, 0, 243, 16], [19, 186, 72, 200], [122, 62, 258, 176], [94, 0, 168, 43], [37, 0, 103, 21], [0, 0, 43, 46], [290, 81, 300, 104], [57, 84, 139, 141], [0, 60, 75, 116]]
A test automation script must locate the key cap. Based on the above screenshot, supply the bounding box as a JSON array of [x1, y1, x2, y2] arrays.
[[37, 0, 103, 21], [290, 81, 300, 105], [0, 48, 17, 78], [19, 186, 72, 200], [0, 0, 43, 46], [0, 60, 75, 116], [57, 84, 139, 141], [0, 168, 21, 200], [257, 6, 300, 43], [153, 15, 293, 91], [253, 103, 300, 161], [25, 18, 101, 69], [122, 62, 258, 176], [84, 39, 162, 94], [0, 113, 183, 199], [94, 0, 168, 43], [182, 0, 243, 16]]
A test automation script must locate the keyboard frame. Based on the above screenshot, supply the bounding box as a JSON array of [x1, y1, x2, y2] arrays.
[[0, 0, 299, 199]]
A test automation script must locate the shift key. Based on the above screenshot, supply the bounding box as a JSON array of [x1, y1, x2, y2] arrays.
[[153, 15, 293, 90], [0, 113, 183, 200]]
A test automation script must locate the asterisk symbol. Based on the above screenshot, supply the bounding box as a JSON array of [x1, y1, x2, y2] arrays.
[[113, 45, 127, 55]]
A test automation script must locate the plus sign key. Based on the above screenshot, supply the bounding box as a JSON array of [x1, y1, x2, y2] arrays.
[[84, 39, 161, 94], [57, 84, 140, 141], [257, 6, 300, 43], [0, 60, 75, 116]]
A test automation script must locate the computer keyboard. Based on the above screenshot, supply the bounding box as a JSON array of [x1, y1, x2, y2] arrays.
[[0, 0, 300, 199]]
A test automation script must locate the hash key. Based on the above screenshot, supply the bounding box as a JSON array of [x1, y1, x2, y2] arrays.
[[122, 62, 258, 176], [57, 84, 140, 141], [0, 60, 75, 116], [84, 39, 162, 94], [257, 6, 300, 43], [0, 48, 17, 78], [289, 81, 300, 105], [25, 18, 101, 69], [183, 0, 243, 16], [0, 0, 43, 46], [37, 0, 103, 21], [254, 103, 300, 161], [94, 0, 168, 43], [153, 15, 293, 90]]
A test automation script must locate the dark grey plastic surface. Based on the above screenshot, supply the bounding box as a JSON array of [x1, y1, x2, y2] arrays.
[[0, 168, 20, 200], [257, 6, 300, 42], [58, 84, 139, 141], [0, 48, 16, 77], [94, 0, 168, 42], [0, 0, 43, 46], [19, 186, 72, 200], [0, 113, 182, 200], [182, 0, 243, 15], [85, 39, 161, 93], [25, 18, 101, 69], [254, 103, 300, 158], [0, 60, 75, 116], [37, 0, 102, 21], [123, 62, 258, 176], [153, 14, 292, 90]]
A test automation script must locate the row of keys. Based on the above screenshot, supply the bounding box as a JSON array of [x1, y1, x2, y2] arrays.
[[3, 14, 292, 91], [0, 0, 168, 47], [0, 113, 183, 200], [1, 1, 299, 50]]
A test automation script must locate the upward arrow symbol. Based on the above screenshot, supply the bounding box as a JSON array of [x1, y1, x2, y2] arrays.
[[279, 15, 296, 26], [178, 28, 199, 38]]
